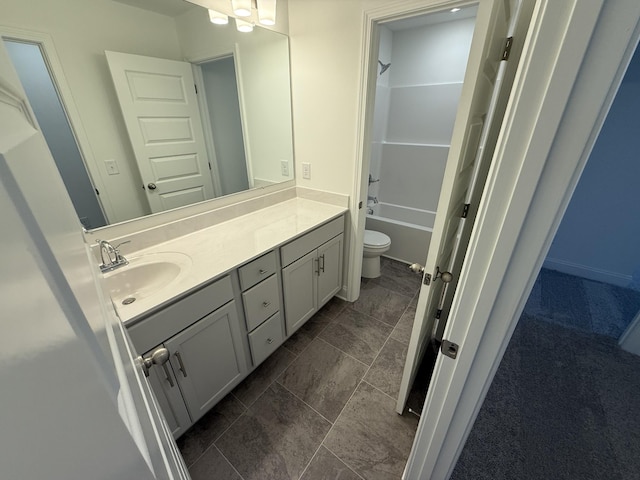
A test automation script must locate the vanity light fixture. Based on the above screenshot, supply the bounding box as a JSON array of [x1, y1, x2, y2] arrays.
[[450, 7, 461, 12], [235, 17, 254, 33], [257, 0, 276, 26], [208, 9, 229, 25], [232, 0, 252, 17]]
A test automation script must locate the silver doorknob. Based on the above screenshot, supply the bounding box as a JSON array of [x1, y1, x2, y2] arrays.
[[147, 183, 157, 190], [138, 347, 170, 377], [409, 263, 425, 274], [440, 271, 453, 283]]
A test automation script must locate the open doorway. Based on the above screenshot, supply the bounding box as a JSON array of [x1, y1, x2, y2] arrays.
[[451, 41, 640, 479]]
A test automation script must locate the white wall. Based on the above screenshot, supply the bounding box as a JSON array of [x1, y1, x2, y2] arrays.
[[545, 47, 640, 287], [0, 0, 183, 224]]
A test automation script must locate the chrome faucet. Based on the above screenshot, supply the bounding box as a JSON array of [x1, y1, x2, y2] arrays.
[[98, 239, 130, 273]]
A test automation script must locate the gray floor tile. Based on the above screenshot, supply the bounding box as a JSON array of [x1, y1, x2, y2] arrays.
[[232, 347, 296, 407], [372, 257, 422, 297], [319, 308, 392, 365], [324, 382, 418, 480], [216, 383, 331, 480], [284, 311, 334, 355], [188, 446, 242, 480], [351, 282, 412, 327], [318, 296, 349, 319], [390, 295, 417, 345], [178, 394, 246, 467], [364, 338, 408, 398], [278, 338, 367, 422], [300, 446, 362, 480]]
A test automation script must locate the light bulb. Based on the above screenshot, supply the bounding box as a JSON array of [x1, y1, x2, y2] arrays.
[[232, 0, 252, 17], [235, 18, 254, 33], [208, 9, 228, 25], [257, 0, 276, 26]]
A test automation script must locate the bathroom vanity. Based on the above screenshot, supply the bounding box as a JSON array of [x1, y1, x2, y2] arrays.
[[110, 197, 346, 438]]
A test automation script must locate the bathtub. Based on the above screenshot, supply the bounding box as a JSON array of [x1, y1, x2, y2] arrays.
[[365, 202, 434, 264]]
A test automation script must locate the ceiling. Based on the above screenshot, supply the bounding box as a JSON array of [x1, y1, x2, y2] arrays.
[[112, 0, 195, 17], [385, 5, 479, 31]]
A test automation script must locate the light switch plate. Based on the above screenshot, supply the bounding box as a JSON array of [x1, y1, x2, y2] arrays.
[[105, 159, 119, 175], [302, 162, 311, 179]]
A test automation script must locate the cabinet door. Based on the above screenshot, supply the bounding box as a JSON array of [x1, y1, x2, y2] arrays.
[[282, 249, 318, 335], [317, 234, 343, 307], [146, 353, 192, 439], [166, 301, 247, 423]]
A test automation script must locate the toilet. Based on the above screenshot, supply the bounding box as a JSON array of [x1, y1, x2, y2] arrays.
[[362, 230, 391, 278]]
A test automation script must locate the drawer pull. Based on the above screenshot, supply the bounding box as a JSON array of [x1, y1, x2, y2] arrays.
[[175, 351, 188, 377], [320, 254, 325, 273], [259, 268, 268, 275], [262, 301, 271, 308], [266, 337, 274, 344], [161, 364, 175, 387]]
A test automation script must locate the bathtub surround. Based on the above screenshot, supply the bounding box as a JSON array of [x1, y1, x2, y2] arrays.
[[365, 12, 476, 264], [179, 258, 422, 479]]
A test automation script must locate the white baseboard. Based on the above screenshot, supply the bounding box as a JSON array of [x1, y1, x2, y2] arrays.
[[543, 257, 632, 287]]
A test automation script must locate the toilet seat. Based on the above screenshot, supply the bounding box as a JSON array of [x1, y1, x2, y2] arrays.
[[364, 230, 391, 248]]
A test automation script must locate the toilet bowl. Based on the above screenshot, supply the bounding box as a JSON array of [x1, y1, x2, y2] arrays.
[[362, 230, 391, 278]]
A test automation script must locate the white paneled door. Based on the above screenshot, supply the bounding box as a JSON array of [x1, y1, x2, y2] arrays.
[[106, 51, 215, 213], [397, 0, 522, 413]]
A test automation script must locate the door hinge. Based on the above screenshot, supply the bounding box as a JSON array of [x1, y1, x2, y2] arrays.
[[423, 273, 432, 285], [208, 161, 212, 170], [435, 308, 442, 319], [461, 203, 470, 218], [502, 36, 513, 61], [194, 83, 198, 94], [95, 188, 100, 196], [441, 339, 459, 359], [358, 201, 363, 209]]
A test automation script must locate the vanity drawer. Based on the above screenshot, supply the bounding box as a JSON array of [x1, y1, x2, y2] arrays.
[[238, 251, 277, 291], [242, 274, 279, 331], [248, 312, 283, 366], [280, 216, 344, 267], [127, 275, 234, 354]]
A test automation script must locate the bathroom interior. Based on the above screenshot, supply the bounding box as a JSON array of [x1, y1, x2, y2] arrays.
[[3, 0, 639, 479]]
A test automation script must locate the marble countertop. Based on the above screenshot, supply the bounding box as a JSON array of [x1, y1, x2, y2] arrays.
[[110, 197, 347, 325]]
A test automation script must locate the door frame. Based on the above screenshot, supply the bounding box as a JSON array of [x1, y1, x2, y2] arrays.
[[347, 0, 479, 303], [0, 26, 113, 223], [403, 0, 640, 478]]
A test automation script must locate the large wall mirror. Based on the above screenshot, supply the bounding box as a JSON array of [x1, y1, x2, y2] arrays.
[[1, 0, 294, 231]]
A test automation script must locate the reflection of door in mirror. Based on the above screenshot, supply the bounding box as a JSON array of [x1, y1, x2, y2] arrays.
[[4, 40, 107, 229], [106, 51, 216, 214]]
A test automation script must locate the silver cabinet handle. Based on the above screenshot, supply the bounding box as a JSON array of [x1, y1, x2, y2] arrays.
[[320, 254, 325, 273], [175, 351, 188, 377], [266, 338, 274, 344], [262, 301, 271, 308], [161, 363, 174, 387], [315, 257, 320, 276], [259, 268, 268, 275]]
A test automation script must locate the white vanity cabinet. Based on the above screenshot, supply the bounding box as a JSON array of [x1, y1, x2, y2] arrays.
[[281, 217, 344, 335], [239, 251, 285, 366], [128, 276, 248, 438]]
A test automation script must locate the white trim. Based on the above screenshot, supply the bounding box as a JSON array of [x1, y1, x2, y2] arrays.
[[404, 0, 640, 478], [348, 0, 475, 302], [0, 26, 114, 223], [232, 43, 254, 189], [619, 310, 640, 355], [543, 257, 632, 288]]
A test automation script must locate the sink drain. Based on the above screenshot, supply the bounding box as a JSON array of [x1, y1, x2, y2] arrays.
[[122, 297, 136, 305]]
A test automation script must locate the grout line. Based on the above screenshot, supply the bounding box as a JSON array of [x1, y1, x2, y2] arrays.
[[214, 444, 247, 480], [275, 377, 335, 426], [315, 336, 371, 369], [322, 444, 367, 480], [297, 445, 323, 480]]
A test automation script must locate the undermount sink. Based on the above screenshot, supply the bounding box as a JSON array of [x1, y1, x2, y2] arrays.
[[104, 252, 192, 305]]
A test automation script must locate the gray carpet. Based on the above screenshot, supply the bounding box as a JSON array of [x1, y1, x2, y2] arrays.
[[451, 269, 640, 480]]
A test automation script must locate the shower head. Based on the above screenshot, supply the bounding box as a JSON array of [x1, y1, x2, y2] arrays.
[[378, 60, 391, 75]]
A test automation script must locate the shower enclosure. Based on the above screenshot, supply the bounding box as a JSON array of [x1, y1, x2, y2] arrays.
[[366, 9, 477, 263]]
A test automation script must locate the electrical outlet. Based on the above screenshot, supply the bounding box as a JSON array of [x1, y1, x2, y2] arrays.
[[105, 159, 119, 175], [280, 160, 289, 177], [302, 162, 311, 179]]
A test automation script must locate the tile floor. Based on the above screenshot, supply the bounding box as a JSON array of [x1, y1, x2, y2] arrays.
[[178, 257, 422, 480]]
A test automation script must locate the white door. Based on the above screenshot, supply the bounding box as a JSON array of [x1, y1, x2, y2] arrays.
[[106, 51, 215, 213], [397, 0, 519, 413], [0, 43, 188, 479]]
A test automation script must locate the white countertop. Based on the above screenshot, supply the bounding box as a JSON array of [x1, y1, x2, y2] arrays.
[[110, 197, 347, 324]]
